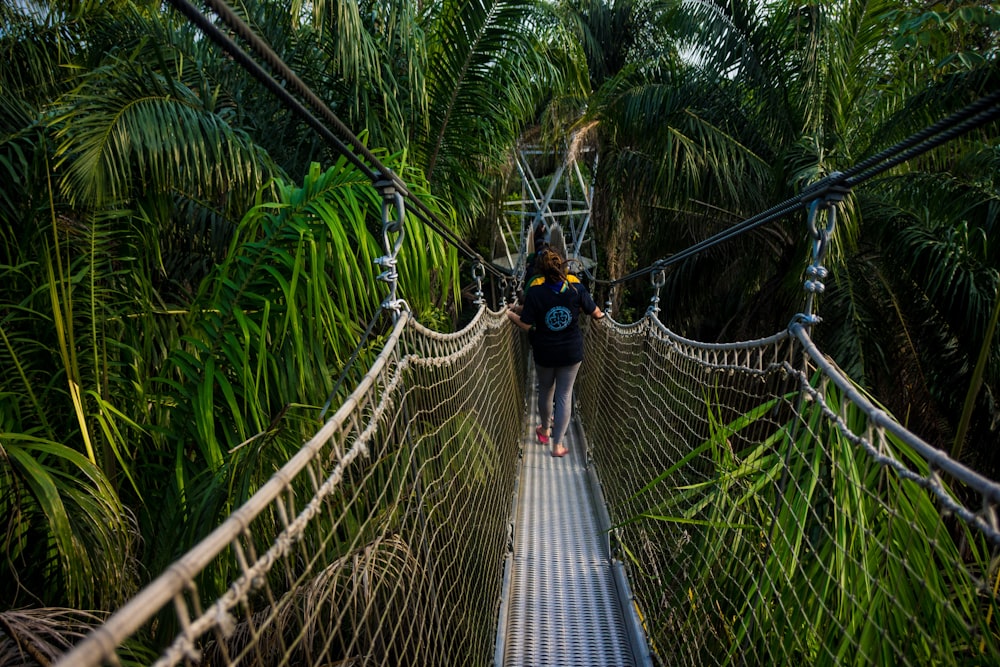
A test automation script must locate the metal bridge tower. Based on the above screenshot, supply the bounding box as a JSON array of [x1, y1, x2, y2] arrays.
[[494, 138, 599, 281]]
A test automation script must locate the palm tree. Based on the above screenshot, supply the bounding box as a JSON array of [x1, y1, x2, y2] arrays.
[[556, 0, 998, 459], [411, 0, 578, 225], [256, 0, 576, 226], [0, 0, 571, 626], [547, 0, 779, 321], [0, 0, 368, 611]]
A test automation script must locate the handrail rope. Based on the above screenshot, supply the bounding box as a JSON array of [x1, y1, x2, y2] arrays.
[[585, 90, 1000, 290], [790, 322, 1000, 511], [646, 314, 791, 351], [52, 312, 415, 667], [166, 0, 512, 279]]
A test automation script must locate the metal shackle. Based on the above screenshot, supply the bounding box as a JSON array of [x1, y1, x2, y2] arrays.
[[472, 261, 486, 306]]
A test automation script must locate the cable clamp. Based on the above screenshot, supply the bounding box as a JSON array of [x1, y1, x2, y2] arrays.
[[374, 255, 398, 286], [381, 297, 410, 314], [789, 312, 822, 329], [803, 263, 829, 294], [799, 171, 850, 206]]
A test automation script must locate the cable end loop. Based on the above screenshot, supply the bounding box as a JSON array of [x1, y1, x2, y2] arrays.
[[790, 312, 822, 329], [381, 298, 409, 315]]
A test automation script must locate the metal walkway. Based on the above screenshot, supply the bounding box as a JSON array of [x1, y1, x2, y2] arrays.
[[495, 372, 650, 666]]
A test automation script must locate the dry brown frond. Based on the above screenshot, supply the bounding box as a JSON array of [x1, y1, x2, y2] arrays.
[[567, 120, 599, 166], [203, 534, 429, 666], [0, 608, 106, 667]]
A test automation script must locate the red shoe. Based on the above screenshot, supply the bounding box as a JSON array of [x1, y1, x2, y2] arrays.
[[535, 425, 550, 444]]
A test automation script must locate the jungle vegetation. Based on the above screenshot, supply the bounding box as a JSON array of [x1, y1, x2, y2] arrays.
[[0, 0, 996, 657]]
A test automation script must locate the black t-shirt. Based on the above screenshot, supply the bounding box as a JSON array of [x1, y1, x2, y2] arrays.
[[520, 274, 597, 367]]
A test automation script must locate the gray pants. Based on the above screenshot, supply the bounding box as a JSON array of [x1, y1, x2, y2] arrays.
[[536, 361, 582, 446]]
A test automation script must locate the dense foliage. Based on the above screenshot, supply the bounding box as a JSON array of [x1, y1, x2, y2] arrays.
[[0, 0, 564, 627], [558, 0, 999, 468], [0, 0, 997, 659]]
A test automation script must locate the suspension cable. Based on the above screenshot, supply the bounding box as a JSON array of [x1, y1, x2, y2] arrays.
[[165, 0, 511, 279], [614, 196, 804, 285], [841, 89, 1000, 187], [165, 0, 999, 289], [597, 90, 1000, 290], [196, 0, 488, 267]]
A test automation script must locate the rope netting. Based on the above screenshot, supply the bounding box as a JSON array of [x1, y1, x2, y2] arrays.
[[55, 307, 527, 667], [577, 314, 1000, 666]]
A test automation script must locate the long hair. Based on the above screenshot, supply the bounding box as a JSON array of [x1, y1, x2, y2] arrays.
[[535, 247, 568, 284]]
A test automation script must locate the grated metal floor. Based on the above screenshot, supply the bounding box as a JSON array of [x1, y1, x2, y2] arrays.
[[499, 379, 640, 667]]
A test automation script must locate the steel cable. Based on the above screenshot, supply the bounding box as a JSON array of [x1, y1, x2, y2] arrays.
[[841, 88, 1000, 186], [598, 89, 1000, 289], [166, 0, 511, 278]]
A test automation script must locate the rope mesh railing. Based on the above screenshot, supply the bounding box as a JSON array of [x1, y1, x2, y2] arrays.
[[577, 314, 1000, 666], [55, 306, 527, 667]]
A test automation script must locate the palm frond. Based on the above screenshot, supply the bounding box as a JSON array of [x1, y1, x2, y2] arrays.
[[419, 0, 567, 220], [0, 608, 105, 667], [143, 152, 458, 566], [0, 434, 137, 609], [51, 59, 269, 208]]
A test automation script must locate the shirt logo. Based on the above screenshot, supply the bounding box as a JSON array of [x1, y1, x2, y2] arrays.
[[545, 306, 572, 331]]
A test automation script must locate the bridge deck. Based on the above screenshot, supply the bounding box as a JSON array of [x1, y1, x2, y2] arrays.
[[496, 370, 647, 666]]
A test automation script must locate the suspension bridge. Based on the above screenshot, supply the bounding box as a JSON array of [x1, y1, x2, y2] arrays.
[[48, 1, 1000, 665], [54, 295, 1000, 667]]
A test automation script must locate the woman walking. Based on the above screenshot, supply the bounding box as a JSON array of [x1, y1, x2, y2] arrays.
[[507, 247, 605, 457]]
